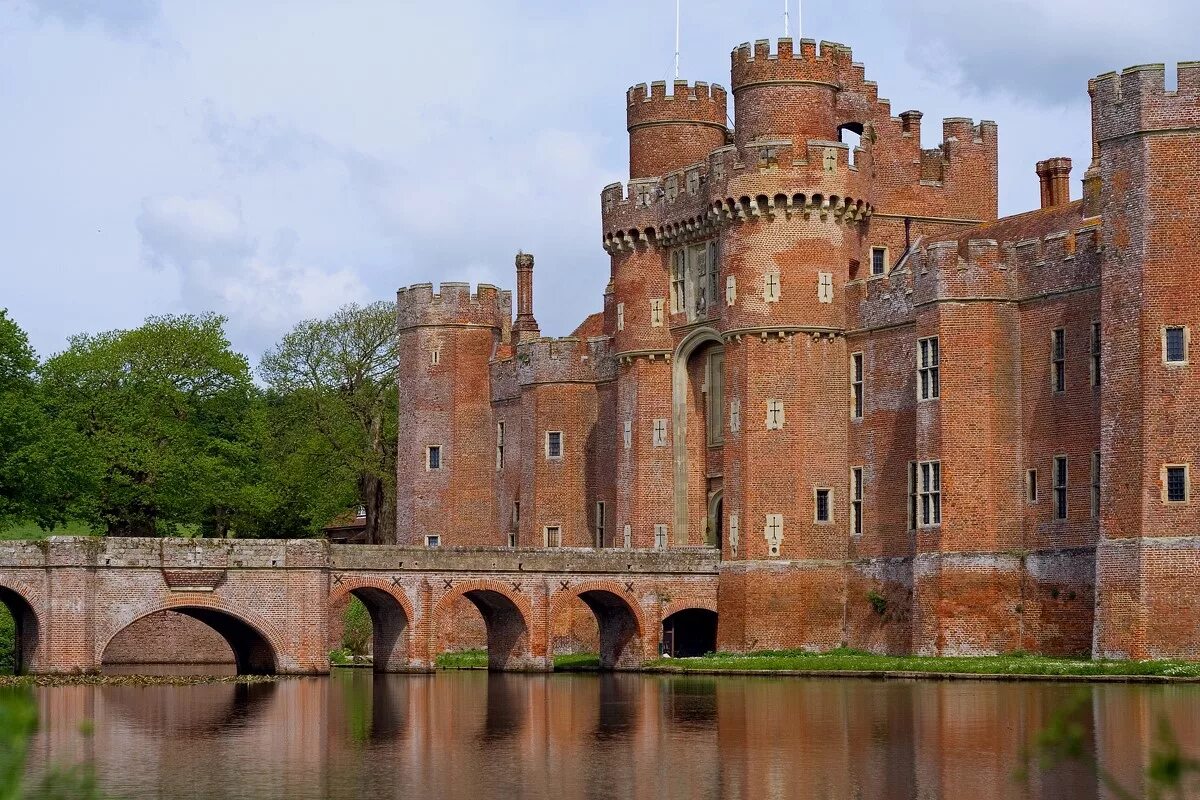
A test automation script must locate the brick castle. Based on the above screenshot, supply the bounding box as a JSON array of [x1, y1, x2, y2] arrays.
[[395, 38, 1200, 660]]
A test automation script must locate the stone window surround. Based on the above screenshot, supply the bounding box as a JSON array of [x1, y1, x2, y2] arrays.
[[1162, 463, 1191, 504], [426, 445, 442, 471], [814, 487, 833, 524], [1163, 325, 1190, 366], [545, 431, 563, 460]]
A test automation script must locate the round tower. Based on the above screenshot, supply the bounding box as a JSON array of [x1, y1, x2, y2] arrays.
[[627, 80, 728, 179], [730, 38, 856, 151], [395, 282, 511, 546]]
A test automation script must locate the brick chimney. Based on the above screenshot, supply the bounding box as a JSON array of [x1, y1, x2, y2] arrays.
[[513, 251, 540, 343], [1036, 157, 1073, 208]]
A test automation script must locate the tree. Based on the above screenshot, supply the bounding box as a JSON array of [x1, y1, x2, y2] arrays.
[[39, 314, 256, 536], [0, 310, 73, 531], [259, 303, 398, 544]]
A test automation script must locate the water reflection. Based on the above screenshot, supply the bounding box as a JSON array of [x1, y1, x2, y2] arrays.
[[24, 673, 1200, 800]]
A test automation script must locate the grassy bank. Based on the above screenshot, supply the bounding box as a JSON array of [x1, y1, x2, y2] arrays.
[[0, 520, 97, 541], [645, 648, 1200, 679], [436, 650, 601, 671]]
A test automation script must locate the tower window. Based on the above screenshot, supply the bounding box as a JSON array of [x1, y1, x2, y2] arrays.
[[544, 526, 562, 548], [871, 247, 888, 276], [1164, 465, 1189, 504], [1052, 328, 1066, 393], [496, 422, 504, 470], [918, 337, 940, 401], [919, 461, 941, 527], [616, 303, 625, 331], [426, 445, 442, 471], [430, 349, 441, 366], [706, 350, 724, 446], [1053, 456, 1068, 520], [1090, 321, 1101, 386], [594, 501, 606, 548], [545, 431, 563, 460], [1091, 452, 1101, 518], [425, 534, 441, 548], [1027, 469, 1038, 503], [726, 275, 737, 306], [1164, 326, 1188, 364], [815, 489, 832, 524], [759, 145, 779, 170], [850, 468, 863, 536], [851, 352, 864, 419]]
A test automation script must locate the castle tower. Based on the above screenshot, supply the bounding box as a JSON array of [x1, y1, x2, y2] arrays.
[[395, 282, 511, 545], [626, 80, 728, 180], [1092, 62, 1200, 659]]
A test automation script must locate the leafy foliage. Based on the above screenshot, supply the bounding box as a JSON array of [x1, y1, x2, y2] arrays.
[[341, 596, 372, 656], [259, 303, 398, 543]]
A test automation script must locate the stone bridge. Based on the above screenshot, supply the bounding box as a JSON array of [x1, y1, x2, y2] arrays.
[[0, 538, 720, 675]]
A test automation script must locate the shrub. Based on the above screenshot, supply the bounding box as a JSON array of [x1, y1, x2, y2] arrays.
[[866, 590, 887, 616]]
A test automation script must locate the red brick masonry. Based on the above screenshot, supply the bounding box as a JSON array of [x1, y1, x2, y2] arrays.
[[394, 37, 1200, 660]]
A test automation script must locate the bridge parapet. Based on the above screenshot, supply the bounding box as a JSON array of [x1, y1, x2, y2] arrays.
[[330, 545, 721, 574]]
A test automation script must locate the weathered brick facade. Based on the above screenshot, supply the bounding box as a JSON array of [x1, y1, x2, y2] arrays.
[[394, 38, 1200, 659]]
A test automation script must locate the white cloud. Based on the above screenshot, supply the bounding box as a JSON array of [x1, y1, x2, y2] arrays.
[[907, 0, 1200, 102], [136, 194, 366, 353]]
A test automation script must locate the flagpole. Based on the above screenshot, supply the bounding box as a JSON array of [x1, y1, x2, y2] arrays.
[[674, 0, 681, 78], [784, 0, 789, 37]]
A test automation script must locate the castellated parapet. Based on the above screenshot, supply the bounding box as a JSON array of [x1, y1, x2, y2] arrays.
[[627, 80, 729, 180], [1090, 62, 1200, 141], [396, 282, 512, 332]]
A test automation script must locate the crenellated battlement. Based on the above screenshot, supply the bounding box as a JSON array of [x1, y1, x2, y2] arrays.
[[515, 336, 615, 386], [1091, 62, 1200, 143], [626, 80, 728, 131], [397, 281, 512, 331], [730, 38, 855, 91]]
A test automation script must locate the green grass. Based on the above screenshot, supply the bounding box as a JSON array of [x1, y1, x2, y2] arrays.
[[0, 519, 97, 541], [645, 648, 1200, 678], [435, 650, 601, 670]]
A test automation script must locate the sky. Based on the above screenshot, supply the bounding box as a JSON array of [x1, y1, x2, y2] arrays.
[[2, 0, 1197, 364]]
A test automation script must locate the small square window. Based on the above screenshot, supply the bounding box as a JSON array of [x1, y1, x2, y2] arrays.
[[544, 526, 562, 548], [546, 431, 563, 460], [1165, 465, 1189, 504], [815, 488, 832, 524], [1165, 326, 1188, 364], [426, 445, 442, 471], [425, 534, 441, 548], [871, 247, 888, 276]]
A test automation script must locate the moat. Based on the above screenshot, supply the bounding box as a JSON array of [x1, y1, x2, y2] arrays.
[[21, 671, 1200, 799]]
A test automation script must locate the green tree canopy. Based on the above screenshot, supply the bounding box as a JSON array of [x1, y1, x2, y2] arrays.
[[259, 302, 398, 544], [39, 314, 257, 536]]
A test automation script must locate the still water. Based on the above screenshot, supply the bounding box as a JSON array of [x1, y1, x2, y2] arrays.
[[24, 671, 1200, 800]]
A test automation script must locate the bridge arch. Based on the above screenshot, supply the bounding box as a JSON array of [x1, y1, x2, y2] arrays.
[[661, 601, 719, 659], [0, 582, 41, 674], [328, 579, 416, 672], [433, 580, 541, 671], [100, 598, 283, 676], [550, 582, 647, 670]]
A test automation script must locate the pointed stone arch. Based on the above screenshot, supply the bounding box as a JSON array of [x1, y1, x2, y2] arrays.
[[673, 326, 725, 545]]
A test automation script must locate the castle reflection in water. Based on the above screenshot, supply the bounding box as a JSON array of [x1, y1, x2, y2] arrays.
[[26, 673, 1200, 800]]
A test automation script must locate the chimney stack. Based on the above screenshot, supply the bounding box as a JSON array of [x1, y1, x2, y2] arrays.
[[513, 251, 540, 343], [1036, 157, 1073, 208]]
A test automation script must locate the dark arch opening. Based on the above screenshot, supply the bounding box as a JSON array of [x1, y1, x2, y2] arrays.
[[839, 123, 864, 166], [0, 587, 38, 675], [349, 587, 410, 673], [103, 607, 277, 676], [573, 590, 643, 671], [449, 589, 534, 672], [662, 609, 718, 658]]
